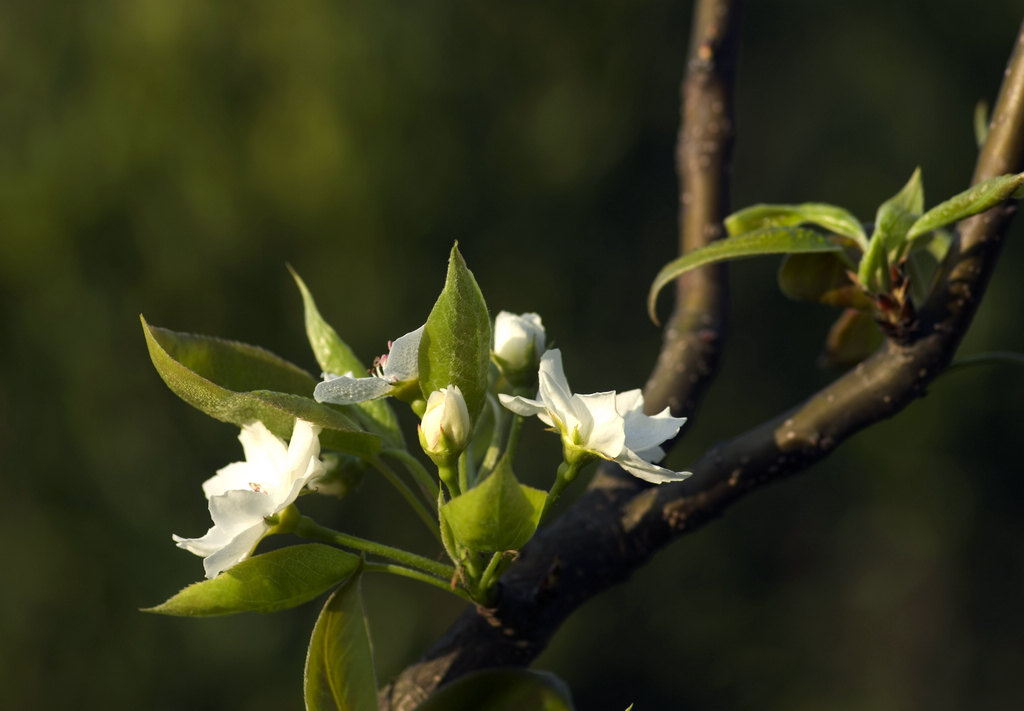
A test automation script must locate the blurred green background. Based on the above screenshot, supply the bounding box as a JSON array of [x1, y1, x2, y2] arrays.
[[2, 1, 1022, 709]]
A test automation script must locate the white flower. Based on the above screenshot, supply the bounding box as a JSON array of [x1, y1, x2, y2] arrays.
[[493, 311, 546, 371], [314, 325, 423, 404], [420, 385, 471, 456], [499, 349, 689, 484], [173, 419, 325, 578]]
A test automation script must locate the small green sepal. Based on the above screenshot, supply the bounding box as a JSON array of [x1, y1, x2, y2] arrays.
[[441, 457, 546, 553]]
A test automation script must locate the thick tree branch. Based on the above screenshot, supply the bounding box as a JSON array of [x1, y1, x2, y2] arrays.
[[380, 16, 1024, 711]]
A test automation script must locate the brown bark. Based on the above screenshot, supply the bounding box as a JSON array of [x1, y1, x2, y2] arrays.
[[379, 12, 1024, 711]]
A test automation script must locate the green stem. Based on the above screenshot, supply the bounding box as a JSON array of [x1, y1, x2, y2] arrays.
[[479, 394, 507, 477], [438, 463, 460, 498], [370, 457, 440, 541], [381, 448, 439, 502], [364, 562, 472, 603], [478, 551, 506, 601], [294, 516, 455, 580], [540, 460, 583, 523], [504, 415, 525, 464], [458, 451, 469, 494]]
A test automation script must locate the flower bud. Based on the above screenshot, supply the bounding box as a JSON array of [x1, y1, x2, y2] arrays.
[[419, 385, 471, 460], [493, 311, 546, 380]]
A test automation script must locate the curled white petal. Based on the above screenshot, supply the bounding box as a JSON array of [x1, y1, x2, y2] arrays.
[[614, 448, 690, 484], [313, 325, 424, 405], [382, 326, 423, 381], [616, 389, 687, 463]]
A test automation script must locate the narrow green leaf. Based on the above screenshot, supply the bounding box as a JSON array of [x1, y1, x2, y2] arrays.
[[648, 227, 843, 323], [884, 166, 925, 215], [441, 458, 546, 553], [725, 202, 867, 246], [290, 267, 403, 448], [413, 669, 575, 711], [856, 229, 890, 294], [305, 575, 379, 711], [418, 245, 492, 423], [777, 253, 873, 310], [907, 172, 1024, 240], [142, 316, 381, 457], [144, 544, 360, 617], [872, 167, 924, 259]]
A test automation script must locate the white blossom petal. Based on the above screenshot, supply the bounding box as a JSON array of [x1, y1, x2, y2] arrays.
[[617, 390, 687, 463], [198, 524, 268, 579], [575, 392, 624, 457], [382, 326, 423, 381], [173, 419, 325, 578], [500, 349, 689, 485], [614, 448, 690, 484]]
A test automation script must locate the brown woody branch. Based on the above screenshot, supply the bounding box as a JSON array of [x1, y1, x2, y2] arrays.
[[379, 14, 1024, 711]]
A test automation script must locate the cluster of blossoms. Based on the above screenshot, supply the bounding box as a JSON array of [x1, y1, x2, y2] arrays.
[[173, 310, 689, 579]]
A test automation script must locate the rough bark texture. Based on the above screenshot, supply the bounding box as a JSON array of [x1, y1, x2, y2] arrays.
[[378, 12, 1024, 711]]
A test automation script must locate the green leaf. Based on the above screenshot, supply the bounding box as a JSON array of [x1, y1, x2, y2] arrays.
[[413, 669, 574, 711], [142, 316, 381, 458], [144, 544, 360, 617], [858, 168, 926, 290], [305, 575, 379, 711], [441, 458, 546, 553], [418, 244, 492, 423], [856, 228, 890, 293], [777, 252, 873, 310], [725, 202, 867, 247], [874, 167, 924, 254], [819, 308, 884, 369], [648, 227, 844, 323], [907, 172, 1024, 240], [290, 267, 403, 448]]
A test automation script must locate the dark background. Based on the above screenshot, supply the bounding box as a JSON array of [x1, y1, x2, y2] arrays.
[[2, 1, 1022, 709]]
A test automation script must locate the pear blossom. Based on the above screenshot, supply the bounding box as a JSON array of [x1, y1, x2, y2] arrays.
[[493, 311, 546, 372], [173, 419, 325, 578], [314, 325, 423, 404], [420, 385, 471, 456], [499, 349, 689, 484]]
